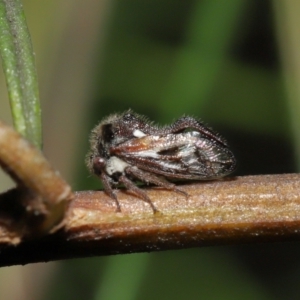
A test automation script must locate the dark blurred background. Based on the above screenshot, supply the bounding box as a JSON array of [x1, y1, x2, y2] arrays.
[[1, 0, 300, 299]]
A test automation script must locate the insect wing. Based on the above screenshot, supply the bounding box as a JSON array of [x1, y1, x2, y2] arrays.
[[111, 132, 236, 180]]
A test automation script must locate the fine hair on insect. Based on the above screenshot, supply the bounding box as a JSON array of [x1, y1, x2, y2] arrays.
[[86, 110, 236, 213]]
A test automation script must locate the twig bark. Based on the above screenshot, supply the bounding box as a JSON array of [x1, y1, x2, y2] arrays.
[[0, 121, 72, 241], [1, 174, 300, 267]]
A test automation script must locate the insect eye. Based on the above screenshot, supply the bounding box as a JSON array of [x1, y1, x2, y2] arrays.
[[102, 124, 114, 142]]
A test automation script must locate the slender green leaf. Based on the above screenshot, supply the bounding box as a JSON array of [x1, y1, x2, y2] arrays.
[[0, 0, 41, 148]]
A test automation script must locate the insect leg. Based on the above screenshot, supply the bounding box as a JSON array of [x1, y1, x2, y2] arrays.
[[125, 167, 188, 198], [100, 172, 121, 212], [118, 174, 158, 213]]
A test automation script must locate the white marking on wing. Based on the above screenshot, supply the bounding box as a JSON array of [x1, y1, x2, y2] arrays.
[[133, 150, 159, 158], [133, 129, 146, 138]]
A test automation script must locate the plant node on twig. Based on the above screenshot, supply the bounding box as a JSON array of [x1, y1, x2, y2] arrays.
[[0, 121, 72, 244]]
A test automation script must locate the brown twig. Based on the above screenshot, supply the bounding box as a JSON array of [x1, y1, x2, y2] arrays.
[[1, 174, 300, 267], [0, 121, 72, 241]]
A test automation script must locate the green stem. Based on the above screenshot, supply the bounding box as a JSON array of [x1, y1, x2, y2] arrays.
[[0, 0, 41, 148]]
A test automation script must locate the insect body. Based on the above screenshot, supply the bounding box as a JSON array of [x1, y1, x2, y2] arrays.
[[87, 110, 236, 213]]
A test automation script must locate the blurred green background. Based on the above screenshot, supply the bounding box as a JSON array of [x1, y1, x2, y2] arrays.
[[1, 0, 300, 299]]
